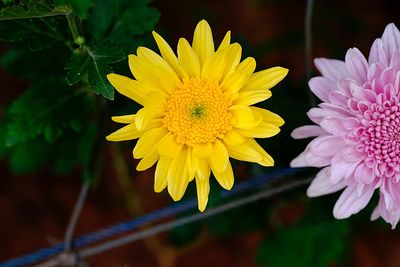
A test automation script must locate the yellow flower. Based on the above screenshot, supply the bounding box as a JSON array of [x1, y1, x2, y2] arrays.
[[106, 20, 288, 211]]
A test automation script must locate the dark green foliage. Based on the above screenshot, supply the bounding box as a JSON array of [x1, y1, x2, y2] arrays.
[[0, 0, 159, 178], [89, 0, 160, 43], [55, 0, 92, 18], [66, 41, 125, 99], [5, 78, 92, 146], [0, 1, 68, 20], [257, 200, 349, 267]]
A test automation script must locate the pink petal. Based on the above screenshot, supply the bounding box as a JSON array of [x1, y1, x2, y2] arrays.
[[345, 48, 369, 83], [290, 148, 330, 168], [309, 135, 346, 157], [381, 23, 400, 60], [333, 184, 374, 219], [314, 58, 350, 81], [370, 206, 381, 221], [319, 117, 347, 137], [389, 49, 400, 70], [291, 125, 326, 139], [307, 167, 347, 197], [354, 163, 375, 184], [368, 39, 389, 66], [308, 76, 337, 102], [330, 152, 361, 184]]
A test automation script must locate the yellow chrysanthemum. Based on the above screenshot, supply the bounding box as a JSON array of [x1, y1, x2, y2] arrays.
[[106, 20, 288, 211]]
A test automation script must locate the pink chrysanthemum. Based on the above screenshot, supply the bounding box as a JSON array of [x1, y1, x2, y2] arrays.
[[291, 23, 400, 228]]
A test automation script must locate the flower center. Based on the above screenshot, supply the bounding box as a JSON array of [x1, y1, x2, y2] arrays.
[[163, 78, 232, 146], [360, 101, 400, 165]]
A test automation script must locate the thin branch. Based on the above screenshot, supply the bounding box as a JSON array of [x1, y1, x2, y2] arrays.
[[64, 183, 90, 252], [305, 0, 316, 107]]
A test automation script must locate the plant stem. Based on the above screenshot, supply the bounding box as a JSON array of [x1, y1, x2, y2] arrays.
[[66, 12, 84, 47]]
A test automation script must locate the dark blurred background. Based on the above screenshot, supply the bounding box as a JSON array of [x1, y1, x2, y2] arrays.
[[1, 0, 400, 266]]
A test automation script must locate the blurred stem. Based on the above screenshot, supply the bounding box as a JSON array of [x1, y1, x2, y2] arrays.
[[66, 11, 85, 47], [305, 0, 316, 107], [110, 144, 178, 267]]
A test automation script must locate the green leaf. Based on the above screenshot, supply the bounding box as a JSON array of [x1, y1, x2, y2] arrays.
[[66, 41, 125, 99], [0, 1, 69, 20], [7, 123, 97, 174], [257, 218, 349, 267], [8, 137, 50, 173], [5, 78, 92, 146], [0, 16, 66, 50], [1, 46, 68, 78]]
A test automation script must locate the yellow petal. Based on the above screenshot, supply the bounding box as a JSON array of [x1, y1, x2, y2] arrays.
[[157, 133, 183, 158], [192, 142, 212, 158], [167, 148, 191, 201], [234, 89, 272, 106], [249, 139, 274, 166], [201, 43, 241, 82], [221, 70, 250, 95], [212, 161, 234, 190], [226, 139, 263, 163], [208, 140, 228, 173], [135, 108, 158, 131], [223, 130, 246, 146], [154, 156, 171, 192], [137, 46, 174, 71], [250, 107, 285, 127], [177, 38, 201, 77], [217, 31, 231, 52], [128, 55, 160, 89], [192, 19, 214, 66], [241, 67, 288, 92], [223, 43, 242, 76], [131, 51, 181, 94], [195, 177, 210, 211], [133, 127, 168, 159], [111, 114, 135, 124], [192, 155, 210, 181], [140, 91, 166, 111], [230, 105, 262, 129], [237, 121, 281, 138], [106, 123, 140, 141], [236, 57, 256, 73], [152, 31, 186, 78], [107, 74, 152, 105], [136, 147, 159, 171]]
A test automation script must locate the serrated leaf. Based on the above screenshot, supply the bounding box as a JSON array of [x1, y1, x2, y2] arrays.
[[66, 41, 125, 99], [0, 1, 69, 20], [5, 78, 92, 146], [0, 15, 66, 50]]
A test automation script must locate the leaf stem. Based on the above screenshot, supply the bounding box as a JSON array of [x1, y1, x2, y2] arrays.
[[66, 12, 84, 47]]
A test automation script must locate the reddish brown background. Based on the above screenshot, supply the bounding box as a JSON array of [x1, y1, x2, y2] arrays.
[[1, 0, 400, 266]]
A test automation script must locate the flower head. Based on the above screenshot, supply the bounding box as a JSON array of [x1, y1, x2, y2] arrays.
[[291, 23, 400, 228], [107, 20, 287, 211]]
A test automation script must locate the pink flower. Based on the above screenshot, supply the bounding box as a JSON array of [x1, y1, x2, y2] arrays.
[[291, 23, 400, 228]]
